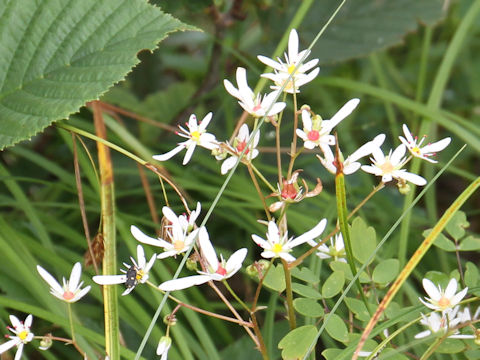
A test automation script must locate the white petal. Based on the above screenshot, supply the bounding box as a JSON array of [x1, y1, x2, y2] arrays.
[[402, 124, 415, 144], [198, 227, 218, 272], [24, 314, 33, 328], [288, 29, 299, 61], [260, 250, 276, 259], [444, 278, 458, 298], [144, 254, 157, 274], [225, 248, 248, 277], [9, 315, 21, 328], [267, 221, 281, 244], [236, 67, 254, 99], [251, 234, 269, 249], [451, 287, 468, 306], [136, 245, 146, 269], [182, 143, 196, 165], [290, 218, 327, 248], [159, 275, 211, 291], [414, 330, 432, 339], [92, 275, 126, 285], [221, 156, 237, 175], [301, 110, 312, 130], [131, 225, 171, 248], [37, 265, 64, 295], [187, 114, 198, 129], [14, 343, 24, 360], [0, 338, 19, 354], [74, 286, 91, 302], [421, 137, 451, 154], [391, 144, 406, 165], [326, 98, 360, 131], [279, 252, 296, 263], [268, 102, 287, 116], [224, 79, 241, 99], [398, 171, 427, 186], [69, 263, 82, 291], [423, 278, 441, 300], [153, 145, 185, 162], [257, 55, 283, 71]]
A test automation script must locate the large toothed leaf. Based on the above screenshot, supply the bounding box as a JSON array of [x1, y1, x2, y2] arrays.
[[0, 0, 194, 150]]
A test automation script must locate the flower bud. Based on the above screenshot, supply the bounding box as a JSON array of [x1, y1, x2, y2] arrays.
[[186, 256, 198, 272], [157, 335, 172, 356], [397, 181, 411, 195], [163, 314, 177, 327], [39, 334, 53, 351]]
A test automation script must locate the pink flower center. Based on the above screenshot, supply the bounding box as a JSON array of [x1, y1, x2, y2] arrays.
[[437, 296, 451, 310], [307, 130, 320, 141], [281, 182, 297, 200], [252, 104, 262, 113], [63, 291, 75, 301], [216, 266, 227, 276]]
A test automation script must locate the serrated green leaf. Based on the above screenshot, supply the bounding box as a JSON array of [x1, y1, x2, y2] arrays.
[[372, 259, 399, 284], [292, 283, 322, 299], [344, 297, 370, 322], [291, 266, 319, 284], [350, 217, 376, 264], [293, 298, 324, 318], [0, 0, 194, 150], [324, 313, 349, 342], [322, 271, 345, 298], [330, 260, 370, 283], [464, 262, 479, 289], [278, 325, 317, 360], [445, 211, 469, 240], [263, 263, 286, 292], [459, 236, 480, 251]]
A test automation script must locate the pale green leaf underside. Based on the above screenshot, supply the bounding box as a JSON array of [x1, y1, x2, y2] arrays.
[[0, 0, 193, 150]]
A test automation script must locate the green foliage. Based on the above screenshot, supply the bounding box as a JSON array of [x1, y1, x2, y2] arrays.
[[292, 298, 324, 318], [324, 313, 349, 342], [0, 0, 193, 150], [322, 270, 345, 298], [351, 217, 377, 265], [278, 325, 317, 360], [372, 258, 399, 284], [263, 264, 286, 292]]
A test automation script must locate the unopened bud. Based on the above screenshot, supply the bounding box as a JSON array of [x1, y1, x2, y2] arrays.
[[157, 336, 172, 356], [300, 104, 311, 112], [163, 314, 177, 327], [39, 334, 53, 351], [397, 181, 411, 195], [186, 256, 198, 272], [312, 115, 323, 130]]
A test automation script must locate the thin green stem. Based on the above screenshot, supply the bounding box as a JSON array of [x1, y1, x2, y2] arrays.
[[67, 303, 76, 344], [222, 280, 250, 312], [250, 164, 277, 193], [281, 259, 296, 330]]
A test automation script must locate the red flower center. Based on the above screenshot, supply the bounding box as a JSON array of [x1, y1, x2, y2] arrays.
[[216, 266, 227, 276], [307, 130, 320, 141], [281, 183, 297, 200], [236, 140, 250, 154], [63, 291, 75, 301]]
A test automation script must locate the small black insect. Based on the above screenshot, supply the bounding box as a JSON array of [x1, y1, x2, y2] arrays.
[[125, 266, 138, 289]]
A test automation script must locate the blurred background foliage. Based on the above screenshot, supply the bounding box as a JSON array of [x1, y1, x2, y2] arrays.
[[1, 0, 479, 359]]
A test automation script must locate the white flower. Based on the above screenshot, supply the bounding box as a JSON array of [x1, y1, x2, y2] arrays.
[[296, 99, 360, 151], [414, 306, 469, 339], [93, 245, 156, 296], [0, 314, 34, 360], [419, 278, 468, 313], [258, 29, 320, 93], [252, 219, 327, 263], [224, 67, 286, 117], [318, 134, 386, 175], [37, 262, 91, 303], [220, 124, 260, 175], [399, 124, 451, 163], [159, 227, 247, 291], [361, 144, 427, 186], [157, 336, 172, 359], [153, 113, 217, 165], [131, 205, 200, 259], [316, 234, 346, 263]]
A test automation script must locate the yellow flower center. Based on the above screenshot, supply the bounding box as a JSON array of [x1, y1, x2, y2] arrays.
[[191, 131, 201, 143], [437, 296, 451, 310], [412, 146, 421, 155], [379, 161, 394, 174], [136, 270, 145, 281], [18, 330, 29, 341], [272, 243, 283, 254], [173, 240, 185, 251], [288, 64, 296, 74]]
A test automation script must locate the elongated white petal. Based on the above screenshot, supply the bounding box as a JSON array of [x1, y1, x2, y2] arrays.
[[37, 265, 64, 295], [69, 263, 82, 291], [251, 234, 269, 249], [451, 287, 468, 306], [24, 314, 33, 328], [257, 55, 284, 71], [279, 252, 296, 263], [14, 343, 24, 360], [221, 156, 237, 175], [267, 221, 280, 243], [136, 245, 146, 269], [288, 29, 299, 61], [92, 275, 126, 285], [421, 137, 451, 154], [159, 275, 211, 291], [131, 225, 171, 248], [423, 278, 441, 300], [198, 227, 218, 272], [391, 144, 406, 164], [182, 143, 196, 165], [225, 248, 248, 277], [444, 278, 458, 298], [326, 98, 360, 131], [0, 338, 19, 354], [153, 145, 185, 161], [9, 315, 21, 329], [290, 218, 327, 248], [224, 79, 241, 99], [398, 171, 427, 186]]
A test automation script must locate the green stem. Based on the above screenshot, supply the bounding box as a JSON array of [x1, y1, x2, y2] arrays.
[[281, 259, 296, 330], [92, 102, 119, 360], [222, 280, 250, 312], [67, 303, 76, 343], [250, 164, 277, 193], [335, 171, 371, 315]]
